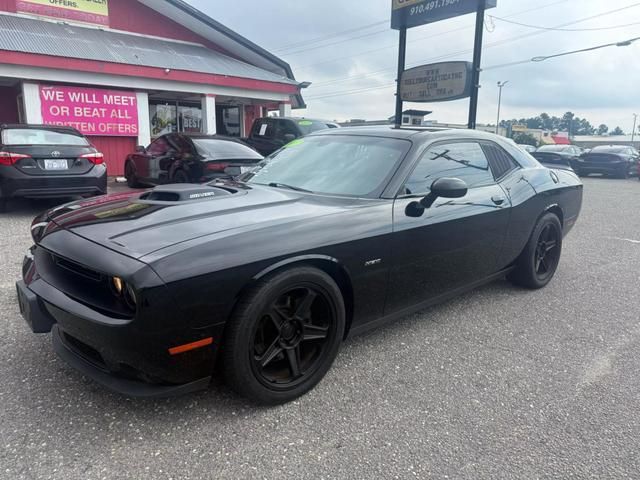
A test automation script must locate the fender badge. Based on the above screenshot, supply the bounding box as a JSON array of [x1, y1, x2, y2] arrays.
[[364, 259, 382, 267]]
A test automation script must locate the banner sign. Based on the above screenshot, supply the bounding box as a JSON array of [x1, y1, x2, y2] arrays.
[[40, 85, 138, 137], [400, 62, 472, 103], [391, 0, 496, 30], [17, 0, 110, 27]]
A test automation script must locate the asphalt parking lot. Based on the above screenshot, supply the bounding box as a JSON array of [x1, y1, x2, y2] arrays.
[[1, 177, 639, 479]]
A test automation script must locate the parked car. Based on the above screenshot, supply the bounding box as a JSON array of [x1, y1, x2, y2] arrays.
[[124, 133, 263, 188], [0, 124, 107, 212], [244, 117, 330, 156], [517, 144, 537, 153], [578, 145, 639, 179], [17, 128, 582, 404], [531, 144, 582, 172]]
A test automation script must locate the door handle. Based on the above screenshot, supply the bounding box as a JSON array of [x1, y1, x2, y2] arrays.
[[491, 196, 505, 206]]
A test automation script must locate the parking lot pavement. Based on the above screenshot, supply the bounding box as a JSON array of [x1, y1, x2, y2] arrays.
[[1, 177, 640, 479]]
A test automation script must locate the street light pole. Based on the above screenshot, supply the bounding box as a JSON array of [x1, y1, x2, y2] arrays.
[[632, 114, 638, 146], [495, 81, 509, 135]]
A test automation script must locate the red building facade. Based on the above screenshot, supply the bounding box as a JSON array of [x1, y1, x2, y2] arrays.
[[0, 0, 304, 174]]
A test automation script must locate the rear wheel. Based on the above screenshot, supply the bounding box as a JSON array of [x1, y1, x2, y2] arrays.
[[223, 267, 345, 404], [124, 162, 143, 188], [509, 213, 563, 289]]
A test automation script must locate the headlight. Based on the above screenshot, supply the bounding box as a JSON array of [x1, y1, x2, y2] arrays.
[[111, 276, 137, 310]]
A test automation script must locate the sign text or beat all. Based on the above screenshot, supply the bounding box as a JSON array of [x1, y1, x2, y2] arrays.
[[40, 85, 139, 137]]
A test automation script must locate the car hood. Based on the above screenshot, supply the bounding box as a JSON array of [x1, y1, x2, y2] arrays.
[[44, 183, 350, 259]]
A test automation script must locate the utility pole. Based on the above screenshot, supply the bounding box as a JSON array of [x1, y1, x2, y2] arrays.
[[632, 113, 638, 146], [467, 0, 487, 130], [495, 81, 509, 135], [394, 27, 407, 129]]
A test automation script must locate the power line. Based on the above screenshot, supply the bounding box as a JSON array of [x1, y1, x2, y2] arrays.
[[270, 21, 388, 53], [295, 0, 570, 73], [489, 16, 640, 32], [306, 1, 640, 99], [485, 35, 640, 70]]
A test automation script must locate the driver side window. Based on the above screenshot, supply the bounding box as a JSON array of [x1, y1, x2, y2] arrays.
[[147, 137, 170, 156], [404, 142, 494, 195]]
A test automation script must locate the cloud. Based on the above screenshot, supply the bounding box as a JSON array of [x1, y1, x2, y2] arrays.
[[187, 0, 640, 131]]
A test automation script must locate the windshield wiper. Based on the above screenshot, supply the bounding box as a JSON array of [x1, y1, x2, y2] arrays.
[[267, 182, 314, 193]]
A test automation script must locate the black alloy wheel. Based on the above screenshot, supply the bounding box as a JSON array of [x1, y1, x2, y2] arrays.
[[509, 212, 563, 289], [251, 286, 333, 388], [533, 223, 561, 283], [223, 267, 345, 404], [125, 162, 142, 188]]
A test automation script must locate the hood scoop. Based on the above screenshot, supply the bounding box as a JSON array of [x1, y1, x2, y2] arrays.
[[138, 184, 237, 203]]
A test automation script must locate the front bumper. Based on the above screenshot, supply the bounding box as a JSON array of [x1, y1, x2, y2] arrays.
[[0, 164, 107, 199], [17, 244, 219, 398]]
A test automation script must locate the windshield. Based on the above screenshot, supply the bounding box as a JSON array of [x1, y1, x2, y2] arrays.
[[193, 139, 263, 161], [2, 128, 89, 146], [296, 120, 329, 135], [248, 135, 410, 197]]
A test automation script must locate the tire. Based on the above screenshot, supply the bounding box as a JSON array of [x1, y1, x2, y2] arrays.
[[172, 169, 190, 184], [617, 166, 630, 179], [223, 266, 345, 404], [508, 212, 563, 289], [124, 161, 143, 188]]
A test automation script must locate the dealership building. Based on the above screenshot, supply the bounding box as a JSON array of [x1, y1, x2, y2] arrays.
[[0, 0, 306, 174]]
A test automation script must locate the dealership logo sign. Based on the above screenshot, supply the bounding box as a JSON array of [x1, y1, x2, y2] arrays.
[[400, 61, 472, 103], [391, 0, 497, 30]]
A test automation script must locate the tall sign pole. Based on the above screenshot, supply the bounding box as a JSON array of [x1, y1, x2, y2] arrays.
[[467, 0, 487, 130], [394, 27, 407, 129]]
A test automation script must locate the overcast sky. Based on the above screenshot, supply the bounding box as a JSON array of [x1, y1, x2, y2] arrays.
[[188, 0, 640, 132]]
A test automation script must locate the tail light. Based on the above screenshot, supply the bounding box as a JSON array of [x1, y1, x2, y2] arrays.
[[205, 162, 230, 172], [0, 151, 31, 166], [81, 152, 105, 165]]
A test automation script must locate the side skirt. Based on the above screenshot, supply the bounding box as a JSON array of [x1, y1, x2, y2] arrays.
[[348, 267, 515, 338]]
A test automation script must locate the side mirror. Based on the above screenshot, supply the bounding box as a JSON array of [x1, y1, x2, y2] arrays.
[[283, 133, 296, 143], [405, 177, 468, 217], [135, 145, 146, 153]]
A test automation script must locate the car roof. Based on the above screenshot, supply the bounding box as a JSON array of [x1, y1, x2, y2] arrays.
[[0, 124, 83, 135], [166, 133, 249, 144], [308, 125, 510, 142]]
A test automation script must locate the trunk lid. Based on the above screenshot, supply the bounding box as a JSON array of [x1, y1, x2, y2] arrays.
[[6, 145, 99, 176]]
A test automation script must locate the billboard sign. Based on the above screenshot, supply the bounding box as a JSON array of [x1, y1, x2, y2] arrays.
[[400, 62, 472, 103], [40, 85, 138, 137], [391, 0, 496, 30], [17, 0, 110, 27]]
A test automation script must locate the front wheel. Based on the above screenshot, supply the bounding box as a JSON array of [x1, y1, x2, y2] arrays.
[[509, 212, 563, 289], [125, 162, 143, 188], [223, 267, 345, 404]]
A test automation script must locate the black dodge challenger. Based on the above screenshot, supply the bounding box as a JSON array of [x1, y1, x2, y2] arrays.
[[16, 128, 583, 404]]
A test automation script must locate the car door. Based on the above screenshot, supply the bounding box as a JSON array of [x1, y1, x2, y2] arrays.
[[386, 140, 511, 314]]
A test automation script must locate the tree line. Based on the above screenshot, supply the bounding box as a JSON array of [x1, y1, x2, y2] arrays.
[[499, 112, 629, 136]]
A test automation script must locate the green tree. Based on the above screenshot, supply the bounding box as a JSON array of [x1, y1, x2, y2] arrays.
[[512, 132, 538, 147], [610, 126, 625, 136], [597, 124, 609, 135]]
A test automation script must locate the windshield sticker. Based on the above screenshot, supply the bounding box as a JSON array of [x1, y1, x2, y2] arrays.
[[285, 139, 305, 148], [298, 120, 313, 126], [259, 123, 268, 136]]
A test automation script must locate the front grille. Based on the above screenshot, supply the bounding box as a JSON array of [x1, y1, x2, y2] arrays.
[[35, 247, 135, 319], [54, 255, 102, 282]]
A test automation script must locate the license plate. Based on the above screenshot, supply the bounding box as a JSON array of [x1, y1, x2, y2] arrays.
[[44, 159, 68, 170]]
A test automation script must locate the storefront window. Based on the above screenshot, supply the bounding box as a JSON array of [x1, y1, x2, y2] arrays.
[[178, 106, 202, 133], [150, 103, 177, 137], [216, 106, 241, 137], [150, 101, 203, 137]]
